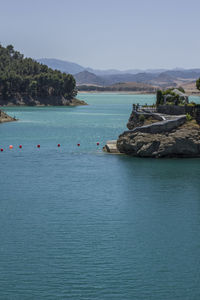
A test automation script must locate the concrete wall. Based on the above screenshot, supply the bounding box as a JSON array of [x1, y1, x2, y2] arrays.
[[157, 105, 195, 115]]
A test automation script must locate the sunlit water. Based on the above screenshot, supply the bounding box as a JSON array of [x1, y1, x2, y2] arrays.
[[1, 93, 200, 300]]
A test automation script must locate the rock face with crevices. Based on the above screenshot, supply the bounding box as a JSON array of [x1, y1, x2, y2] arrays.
[[124, 116, 186, 135], [117, 126, 200, 157], [115, 105, 200, 157], [117, 122, 200, 157], [127, 109, 163, 130]]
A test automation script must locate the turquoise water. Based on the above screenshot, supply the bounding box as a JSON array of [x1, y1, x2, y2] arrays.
[[1, 93, 200, 299]]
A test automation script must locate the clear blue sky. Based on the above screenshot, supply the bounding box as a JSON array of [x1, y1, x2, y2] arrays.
[[0, 0, 199, 70]]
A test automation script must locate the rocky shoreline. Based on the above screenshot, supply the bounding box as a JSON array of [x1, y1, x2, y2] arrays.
[[104, 107, 200, 158], [0, 96, 87, 124], [0, 95, 87, 107], [117, 122, 200, 158], [0, 110, 16, 123]]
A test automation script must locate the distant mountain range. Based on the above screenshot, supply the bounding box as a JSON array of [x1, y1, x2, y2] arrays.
[[74, 71, 107, 86], [37, 58, 85, 74], [37, 58, 200, 89], [37, 58, 167, 76], [74, 70, 200, 88]]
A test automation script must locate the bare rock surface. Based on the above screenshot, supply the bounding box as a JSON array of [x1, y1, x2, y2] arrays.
[[127, 109, 163, 130], [0, 110, 16, 123], [104, 105, 200, 158], [124, 116, 186, 135], [117, 122, 200, 157]]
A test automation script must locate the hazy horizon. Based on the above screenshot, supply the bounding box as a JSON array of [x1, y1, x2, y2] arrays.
[[36, 58, 200, 72], [0, 0, 200, 70]]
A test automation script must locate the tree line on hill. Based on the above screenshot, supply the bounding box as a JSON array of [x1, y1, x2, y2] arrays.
[[77, 83, 156, 92], [0, 44, 77, 104]]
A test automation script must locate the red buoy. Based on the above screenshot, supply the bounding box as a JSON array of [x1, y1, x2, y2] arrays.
[[19, 145, 22, 149], [0, 148, 3, 152], [97, 142, 99, 146], [77, 143, 80, 147], [57, 144, 61, 147], [37, 144, 40, 148], [9, 145, 13, 149]]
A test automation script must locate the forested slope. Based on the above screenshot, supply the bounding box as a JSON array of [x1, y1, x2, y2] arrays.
[[0, 44, 86, 106]]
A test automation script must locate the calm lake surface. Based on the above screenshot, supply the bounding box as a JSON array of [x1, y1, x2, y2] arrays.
[[1, 93, 200, 300]]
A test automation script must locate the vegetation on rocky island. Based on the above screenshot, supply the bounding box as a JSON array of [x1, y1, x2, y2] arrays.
[[156, 87, 187, 106], [196, 78, 200, 91], [0, 44, 77, 105]]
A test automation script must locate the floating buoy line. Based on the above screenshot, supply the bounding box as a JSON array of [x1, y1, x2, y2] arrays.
[[0, 142, 101, 152]]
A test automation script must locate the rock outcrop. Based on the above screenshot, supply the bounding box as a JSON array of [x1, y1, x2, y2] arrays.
[[124, 116, 186, 135], [127, 110, 163, 130], [103, 104, 200, 158], [117, 122, 200, 157], [0, 110, 16, 123]]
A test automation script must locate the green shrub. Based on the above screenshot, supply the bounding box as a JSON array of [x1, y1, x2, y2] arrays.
[[196, 78, 200, 90], [156, 90, 164, 106], [142, 104, 156, 108], [187, 102, 196, 106], [139, 114, 145, 122], [186, 113, 192, 121], [157, 88, 187, 106], [162, 88, 174, 96], [177, 86, 185, 93]]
